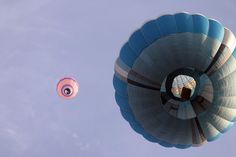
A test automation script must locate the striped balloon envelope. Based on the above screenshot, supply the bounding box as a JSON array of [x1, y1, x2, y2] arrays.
[[113, 12, 236, 148]]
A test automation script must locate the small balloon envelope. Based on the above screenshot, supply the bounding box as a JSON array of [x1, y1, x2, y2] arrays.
[[57, 77, 79, 99]]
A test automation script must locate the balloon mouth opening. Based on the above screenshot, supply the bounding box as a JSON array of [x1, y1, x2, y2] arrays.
[[171, 75, 196, 101], [160, 67, 214, 119], [164, 67, 201, 102], [61, 85, 74, 97]]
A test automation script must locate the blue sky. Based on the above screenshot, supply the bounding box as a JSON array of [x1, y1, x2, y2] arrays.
[[0, 0, 236, 156]]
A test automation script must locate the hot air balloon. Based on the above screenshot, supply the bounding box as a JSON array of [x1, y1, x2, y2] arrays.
[[57, 77, 79, 99], [113, 12, 236, 148]]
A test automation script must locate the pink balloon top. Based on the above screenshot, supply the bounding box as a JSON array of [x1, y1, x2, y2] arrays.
[[57, 77, 79, 99]]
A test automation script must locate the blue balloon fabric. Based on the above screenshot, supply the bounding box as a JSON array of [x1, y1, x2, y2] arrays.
[[113, 12, 236, 148]]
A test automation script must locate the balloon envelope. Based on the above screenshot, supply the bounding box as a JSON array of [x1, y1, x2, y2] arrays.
[[113, 12, 236, 148], [57, 77, 79, 99]]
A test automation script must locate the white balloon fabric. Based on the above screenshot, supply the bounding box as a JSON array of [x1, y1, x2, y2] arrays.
[[113, 12, 236, 148]]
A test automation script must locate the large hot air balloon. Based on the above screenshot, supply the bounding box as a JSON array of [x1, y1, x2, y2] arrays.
[[113, 12, 236, 148]]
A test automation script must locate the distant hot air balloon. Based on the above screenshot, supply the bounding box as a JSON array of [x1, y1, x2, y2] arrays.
[[57, 77, 79, 99], [113, 12, 236, 148]]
